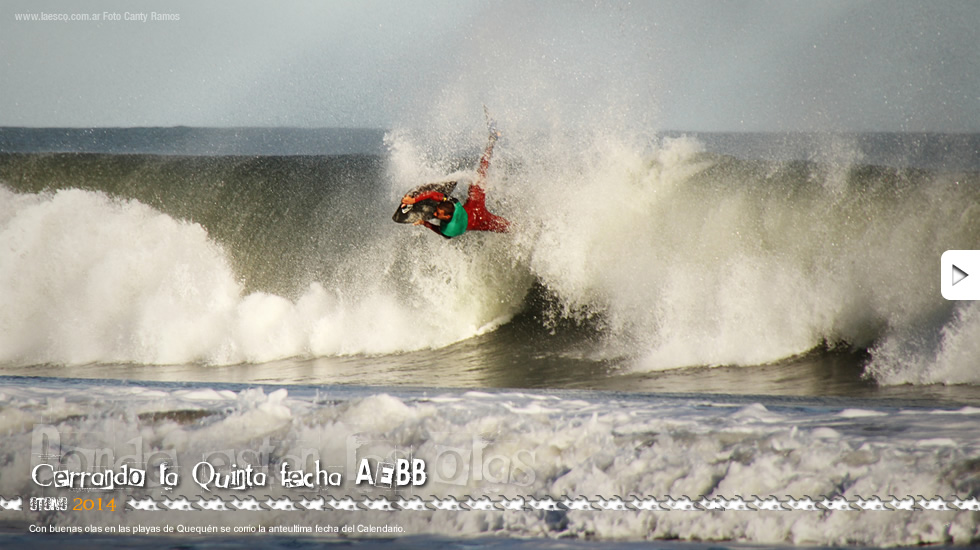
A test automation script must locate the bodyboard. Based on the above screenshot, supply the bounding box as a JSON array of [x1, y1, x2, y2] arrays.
[[392, 180, 457, 224]]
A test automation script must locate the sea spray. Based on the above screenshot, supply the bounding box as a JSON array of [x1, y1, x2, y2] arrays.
[[0, 185, 530, 365], [2, 130, 979, 385]]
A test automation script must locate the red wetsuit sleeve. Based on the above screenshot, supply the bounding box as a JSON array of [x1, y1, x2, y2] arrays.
[[411, 191, 446, 203]]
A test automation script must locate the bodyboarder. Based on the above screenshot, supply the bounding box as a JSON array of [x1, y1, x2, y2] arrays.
[[400, 124, 510, 239]]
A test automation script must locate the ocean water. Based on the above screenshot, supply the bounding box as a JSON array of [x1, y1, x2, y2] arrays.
[[1, 127, 979, 547]]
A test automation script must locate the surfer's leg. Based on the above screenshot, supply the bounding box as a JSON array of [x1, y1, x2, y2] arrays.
[[472, 129, 498, 191], [464, 140, 492, 217], [467, 127, 498, 209], [464, 200, 510, 232], [467, 179, 487, 208], [481, 212, 510, 233], [464, 126, 509, 232]]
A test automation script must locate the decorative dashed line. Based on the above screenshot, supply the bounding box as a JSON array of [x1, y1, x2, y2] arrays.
[[6, 495, 978, 513], [125, 495, 979, 512], [1, 497, 23, 511]]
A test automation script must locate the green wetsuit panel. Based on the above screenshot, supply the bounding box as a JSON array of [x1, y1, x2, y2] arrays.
[[439, 205, 468, 238]]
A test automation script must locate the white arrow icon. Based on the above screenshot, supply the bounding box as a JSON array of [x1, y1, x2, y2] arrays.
[[952, 265, 969, 286]]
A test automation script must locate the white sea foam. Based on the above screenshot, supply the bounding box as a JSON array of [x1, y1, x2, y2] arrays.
[[495, 132, 980, 384], [2, 126, 978, 388], [867, 300, 980, 385], [1, 382, 977, 545], [0, 186, 528, 366]]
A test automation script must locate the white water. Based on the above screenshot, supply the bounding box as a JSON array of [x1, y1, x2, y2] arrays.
[[1, 381, 977, 545], [2, 130, 980, 386], [0, 186, 527, 365], [498, 133, 980, 384]]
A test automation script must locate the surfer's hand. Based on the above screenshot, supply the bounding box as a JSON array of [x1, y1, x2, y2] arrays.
[[401, 195, 416, 205]]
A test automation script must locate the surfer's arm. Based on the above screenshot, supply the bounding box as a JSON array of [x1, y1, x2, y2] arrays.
[[403, 191, 447, 204], [414, 219, 452, 239]]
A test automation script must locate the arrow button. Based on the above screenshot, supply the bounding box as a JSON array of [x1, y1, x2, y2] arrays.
[[952, 265, 969, 286], [943, 251, 980, 300]]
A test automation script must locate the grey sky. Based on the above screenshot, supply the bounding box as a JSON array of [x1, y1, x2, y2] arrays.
[[2, 0, 978, 132]]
